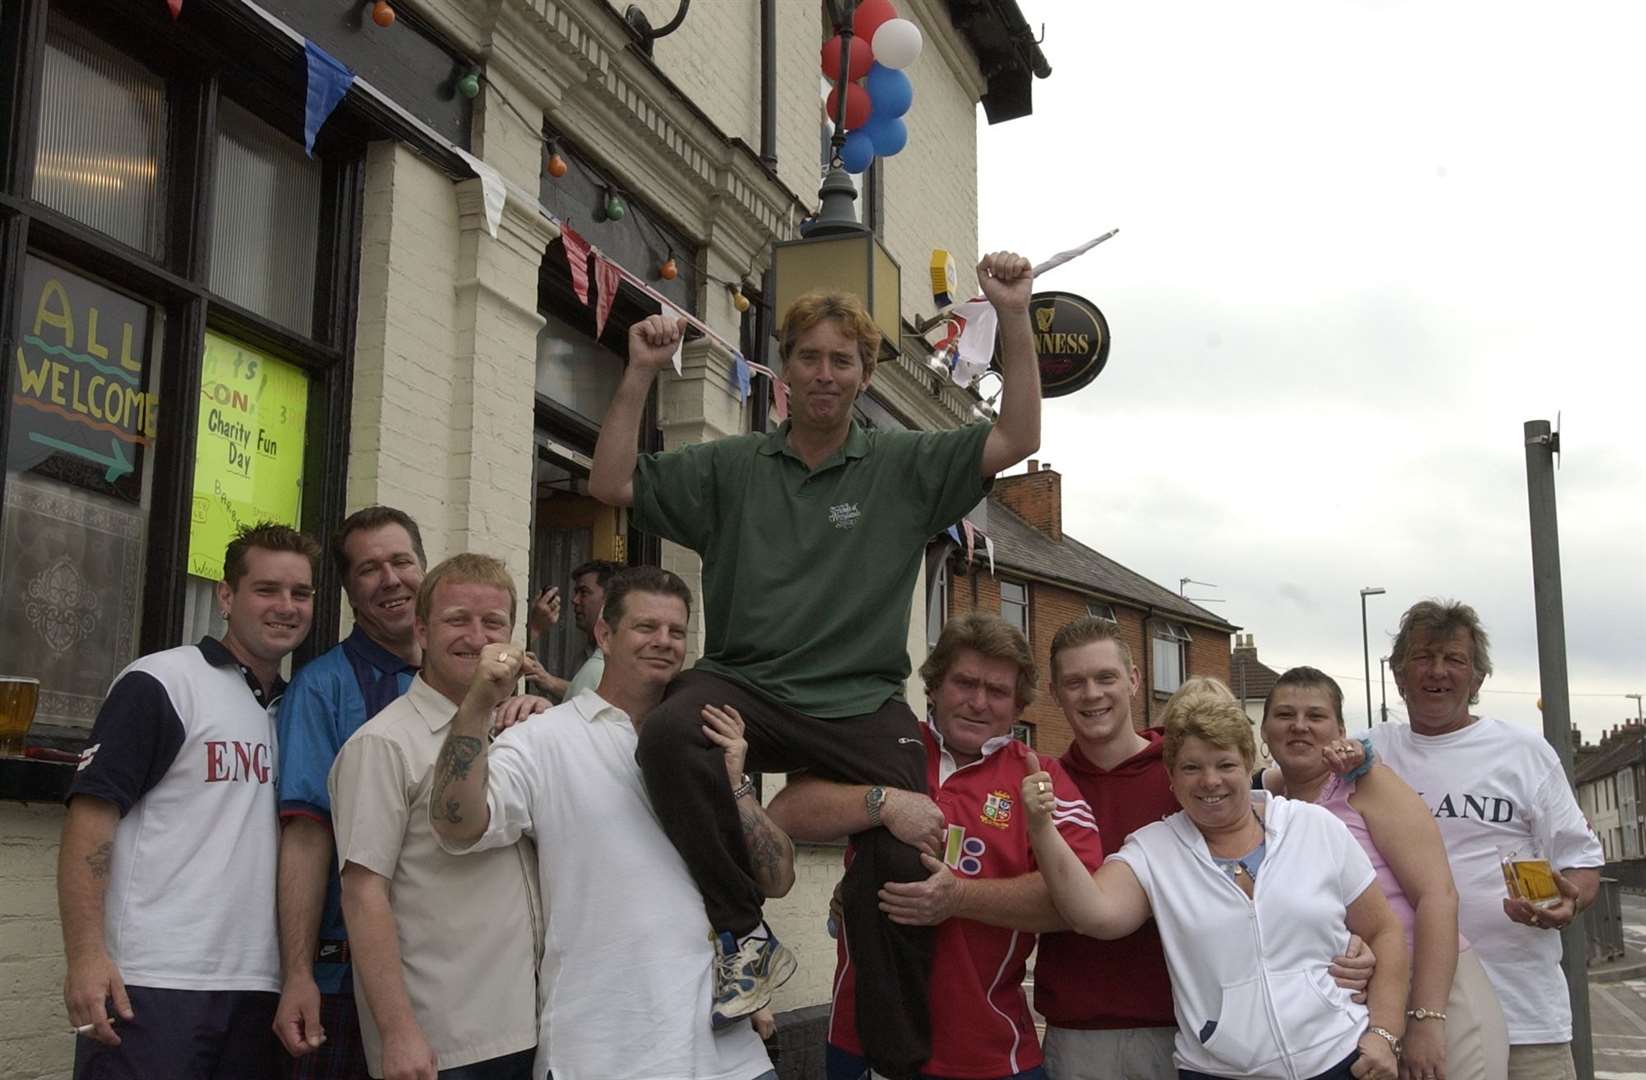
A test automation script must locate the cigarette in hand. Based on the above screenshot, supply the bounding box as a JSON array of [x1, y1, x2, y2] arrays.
[[71, 1020, 110, 1036]]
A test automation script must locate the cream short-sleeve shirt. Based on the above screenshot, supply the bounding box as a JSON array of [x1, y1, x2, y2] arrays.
[[330, 675, 542, 1076]]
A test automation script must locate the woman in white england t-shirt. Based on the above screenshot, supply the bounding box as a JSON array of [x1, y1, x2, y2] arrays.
[[1024, 687, 1408, 1080]]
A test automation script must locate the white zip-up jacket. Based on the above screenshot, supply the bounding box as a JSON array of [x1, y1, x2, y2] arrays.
[[1110, 792, 1376, 1079]]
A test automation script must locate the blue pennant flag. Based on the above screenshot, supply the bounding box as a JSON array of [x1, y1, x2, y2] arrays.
[[946, 524, 963, 545], [731, 351, 751, 403], [304, 41, 354, 157]]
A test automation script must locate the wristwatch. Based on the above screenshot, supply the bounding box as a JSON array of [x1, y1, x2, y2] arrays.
[[864, 785, 887, 826], [1406, 1007, 1448, 1022], [1364, 1026, 1401, 1056], [731, 774, 755, 801]]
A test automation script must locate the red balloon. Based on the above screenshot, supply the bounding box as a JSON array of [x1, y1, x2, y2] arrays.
[[820, 34, 872, 82], [852, 0, 898, 45], [825, 82, 871, 131]]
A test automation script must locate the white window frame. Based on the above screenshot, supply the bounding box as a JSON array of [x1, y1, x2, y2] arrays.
[[1152, 621, 1192, 694], [1000, 578, 1029, 637]]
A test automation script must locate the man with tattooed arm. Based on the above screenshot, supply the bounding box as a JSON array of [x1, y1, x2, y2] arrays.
[[429, 566, 788, 1080], [327, 554, 544, 1080], [58, 523, 320, 1079]]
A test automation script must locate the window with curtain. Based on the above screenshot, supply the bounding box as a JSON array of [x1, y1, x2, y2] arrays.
[[210, 98, 324, 335], [0, 256, 160, 734], [31, 19, 167, 255]]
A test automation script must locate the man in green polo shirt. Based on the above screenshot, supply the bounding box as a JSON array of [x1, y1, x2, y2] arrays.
[[590, 252, 1039, 1080]]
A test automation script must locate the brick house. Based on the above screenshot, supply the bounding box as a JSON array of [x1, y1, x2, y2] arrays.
[[937, 461, 1238, 758]]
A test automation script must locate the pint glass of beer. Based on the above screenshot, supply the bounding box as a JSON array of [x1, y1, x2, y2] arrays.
[[1501, 852, 1562, 910], [0, 676, 40, 757]]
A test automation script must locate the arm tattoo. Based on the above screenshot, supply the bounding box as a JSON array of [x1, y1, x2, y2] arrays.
[[86, 841, 113, 880], [430, 735, 484, 825], [739, 800, 792, 891]]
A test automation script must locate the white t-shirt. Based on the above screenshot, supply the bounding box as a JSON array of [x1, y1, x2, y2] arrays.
[[67, 642, 281, 991], [1111, 793, 1375, 1079], [452, 691, 772, 1080], [1369, 717, 1603, 1044]]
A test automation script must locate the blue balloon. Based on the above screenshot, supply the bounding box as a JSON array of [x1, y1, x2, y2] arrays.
[[864, 115, 907, 157], [864, 63, 913, 119], [841, 128, 876, 173]]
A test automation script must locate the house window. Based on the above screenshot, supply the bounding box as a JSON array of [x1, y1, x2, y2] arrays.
[[1011, 722, 1034, 748], [1087, 601, 1117, 625], [925, 550, 948, 653], [1000, 578, 1028, 637], [1153, 622, 1192, 694], [2, 5, 361, 738]]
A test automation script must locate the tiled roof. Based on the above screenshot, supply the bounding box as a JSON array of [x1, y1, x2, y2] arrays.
[[1230, 653, 1281, 702], [1576, 726, 1646, 785], [977, 498, 1237, 631]]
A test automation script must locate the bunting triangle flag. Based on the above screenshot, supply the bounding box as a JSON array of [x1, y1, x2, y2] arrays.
[[657, 302, 685, 374], [303, 41, 354, 158], [560, 227, 592, 305], [731, 351, 751, 404], [166, 0, 182, 18], [593, 256, 622, 339]]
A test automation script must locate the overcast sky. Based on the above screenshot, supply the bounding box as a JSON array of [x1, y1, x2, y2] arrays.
[[976, 1, 1646, 745]]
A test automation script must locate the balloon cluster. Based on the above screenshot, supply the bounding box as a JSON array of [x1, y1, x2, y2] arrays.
[[819, 0, 923, 174]]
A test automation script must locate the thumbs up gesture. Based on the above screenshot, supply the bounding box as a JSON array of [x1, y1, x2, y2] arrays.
[[1020, 751, 1056, 833]]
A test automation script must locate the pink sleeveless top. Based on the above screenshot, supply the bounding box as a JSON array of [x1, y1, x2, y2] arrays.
[[1318, 772, 1469, 951]]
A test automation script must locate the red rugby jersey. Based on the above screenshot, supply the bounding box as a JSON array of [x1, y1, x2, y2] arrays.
[[830, 724, 1104, 1078]]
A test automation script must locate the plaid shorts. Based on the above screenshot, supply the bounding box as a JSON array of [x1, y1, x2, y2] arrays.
[[285, 992, 369, 1080]]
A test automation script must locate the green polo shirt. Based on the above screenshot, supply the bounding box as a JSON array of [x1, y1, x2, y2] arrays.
[[632, 419, 992, 718]]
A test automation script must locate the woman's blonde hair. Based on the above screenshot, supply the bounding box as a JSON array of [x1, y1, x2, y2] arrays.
[[1160, 677, 1254, 770]]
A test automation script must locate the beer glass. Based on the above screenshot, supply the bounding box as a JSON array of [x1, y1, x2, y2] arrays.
[[1501, 851, 1561, 909], [0, 676, 40, 757]]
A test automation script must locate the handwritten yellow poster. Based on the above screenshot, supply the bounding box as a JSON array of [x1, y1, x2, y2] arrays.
[[187, 332, 309, 580]]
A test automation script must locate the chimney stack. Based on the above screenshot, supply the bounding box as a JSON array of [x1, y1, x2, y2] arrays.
[[993, 461, 1062, 541]]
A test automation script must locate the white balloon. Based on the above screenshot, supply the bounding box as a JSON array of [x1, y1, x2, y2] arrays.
[[872, 18, 923, 70]]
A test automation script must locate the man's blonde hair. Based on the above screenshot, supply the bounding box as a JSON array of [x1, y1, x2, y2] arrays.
[[415, 553, 517, 625], [778, 291, 881, 382], [1161, 678, 1253, 770]]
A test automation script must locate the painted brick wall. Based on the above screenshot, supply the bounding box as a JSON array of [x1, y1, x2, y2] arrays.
[[0, 802, 71, 1080]]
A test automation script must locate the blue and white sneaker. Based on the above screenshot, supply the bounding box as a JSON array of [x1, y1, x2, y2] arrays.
[[710, 923, 797, 1029]]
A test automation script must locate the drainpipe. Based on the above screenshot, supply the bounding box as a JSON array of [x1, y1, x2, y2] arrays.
[[1141, 604, 1155, 727], [759, 0, 777, 167]]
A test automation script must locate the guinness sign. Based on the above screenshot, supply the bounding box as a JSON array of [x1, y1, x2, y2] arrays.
[[994, 290, 1110, 398]]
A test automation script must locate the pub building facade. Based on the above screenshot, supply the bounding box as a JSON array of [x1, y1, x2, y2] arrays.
[[0, 0, 1049, 1070]]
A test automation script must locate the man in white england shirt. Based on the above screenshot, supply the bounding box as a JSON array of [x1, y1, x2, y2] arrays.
[[428, 566, 789, 1080], [1367, 599, 1602, 1080]]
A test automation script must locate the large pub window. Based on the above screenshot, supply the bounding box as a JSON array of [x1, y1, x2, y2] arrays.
[[0, 0, 363, 741]]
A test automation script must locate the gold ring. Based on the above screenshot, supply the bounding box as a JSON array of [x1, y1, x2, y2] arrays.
[[1039, 781, 1049, 795]]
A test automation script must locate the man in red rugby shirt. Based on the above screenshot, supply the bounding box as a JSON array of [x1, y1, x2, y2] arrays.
[[771, 613, 1101, 1080]]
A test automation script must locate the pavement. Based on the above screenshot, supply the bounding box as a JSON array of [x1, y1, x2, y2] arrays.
[[1592, 942, 1646, 984]]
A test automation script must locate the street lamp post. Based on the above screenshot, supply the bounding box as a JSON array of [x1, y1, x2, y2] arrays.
[[1360, 587, 1385, 729], [1379, 656, 1389, 725], [1628, 693, 1644, 723]]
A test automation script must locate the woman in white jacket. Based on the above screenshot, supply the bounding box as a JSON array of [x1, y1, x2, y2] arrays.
[[1023, 690, 1407, 1080]]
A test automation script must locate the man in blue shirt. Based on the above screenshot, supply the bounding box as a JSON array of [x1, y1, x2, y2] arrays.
[[273, 507, 425, 1076]]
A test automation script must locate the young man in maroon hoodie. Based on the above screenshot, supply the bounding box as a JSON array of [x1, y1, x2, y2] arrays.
[[1034, 617, 1377, 1080], [1033, 617, 1180, 1079]]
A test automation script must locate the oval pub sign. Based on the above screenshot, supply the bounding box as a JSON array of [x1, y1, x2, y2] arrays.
[[994, 290, 1110, 398]]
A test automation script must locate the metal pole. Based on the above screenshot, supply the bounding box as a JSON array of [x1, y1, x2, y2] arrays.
[[1361, 593, 1374, 729], [1379, 657, 1388, 724], [1525, 418, 1593, 1080]]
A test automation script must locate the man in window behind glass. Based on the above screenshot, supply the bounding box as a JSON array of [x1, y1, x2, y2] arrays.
[[273, 506, 427, 1077], [590, 252, 1040, 1080], [524, 558, 620, 702], [59, 522, 320, 1080]]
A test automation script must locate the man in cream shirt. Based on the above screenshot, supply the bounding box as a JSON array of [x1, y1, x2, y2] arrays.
[[430, 567, 788, 1080], [329, 554, 542, 1079]]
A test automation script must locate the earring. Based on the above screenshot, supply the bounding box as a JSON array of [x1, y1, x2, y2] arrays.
[[1259, 741, 1271, 760]]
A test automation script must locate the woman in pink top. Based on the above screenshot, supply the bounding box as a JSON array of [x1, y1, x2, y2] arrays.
[[1262, 667, 1508, 1080]]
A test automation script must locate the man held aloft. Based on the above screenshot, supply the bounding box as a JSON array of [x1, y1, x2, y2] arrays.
[[589, 253, 1041, 1078]]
